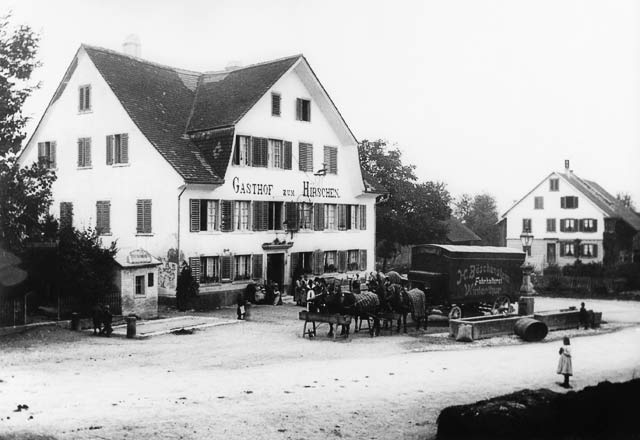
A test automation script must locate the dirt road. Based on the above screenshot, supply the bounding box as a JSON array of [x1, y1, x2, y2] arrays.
[[1, 297, 639, 440]]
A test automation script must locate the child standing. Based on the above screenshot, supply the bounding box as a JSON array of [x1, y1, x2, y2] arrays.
[[557, 336, 573, 388]]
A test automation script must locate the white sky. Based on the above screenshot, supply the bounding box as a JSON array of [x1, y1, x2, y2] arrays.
[[5, 0, 640, 214]]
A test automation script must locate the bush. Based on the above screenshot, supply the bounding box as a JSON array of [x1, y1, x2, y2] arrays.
[[543, 264, 561, 276], [561, 260, 604, 277], [613, 262, 640, 289]]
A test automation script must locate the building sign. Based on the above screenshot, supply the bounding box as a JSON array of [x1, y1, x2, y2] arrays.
[[127, 249, 153, 264], [231, 177, 341, 199], [456, 264, 511, 297]]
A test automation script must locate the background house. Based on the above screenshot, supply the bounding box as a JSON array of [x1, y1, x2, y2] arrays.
[[499, 160, 640, 269]]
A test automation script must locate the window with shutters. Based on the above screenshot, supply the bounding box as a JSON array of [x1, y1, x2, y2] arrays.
[[549, 178, 559, 191], [135, 275, 145, 296], [59, 202, 73, 229], [359, 205, 367, 230], [296, 98, 311, 121], [37, 141, 56, 169], [323, 146, 338, 174], [284, 202, 299, 231], [283, 141, 292, 170], [200, 256, 220, 284], [299, 252, 313, 274], [581, 218, 597, 233], [77, 137, 92, 168], [234, 255, 251, 280], [268, 139, 283, 168], [148, 273, 154, 287], [522, 218, 532, 233], [107, 133, 129, 165], [96, 201, 111, 235], [136, 199, 152, 234], [271, 93, 281, 116], [299, 203, 313, 230], [324, 204, 337, 230], [233, 135, 251, 166], [580, 243, 597, 258], [337, 204, 347, 230], [298, 143, 313, 172], [313, 203, 324, 231], [220, 200, 234, 232], [252, 254, 263, 280], [560, 218, 577, 232], [560, 242, 576, 257], [324, 251, 337, 273], [350, 205, 359, 230], [547, 218, 556, 232], [268, 202, 283, 230], [561, 196, 578, 209], [252, 201, 268, 231], [359, 249, 367, 271], [252, 137, 268, 167], [337, 250, 347, 273], [347, 250, 359, 271], [79, 85, 91, 112], [234, 201, 250, 231], [191, 199, 219, 232], [220, 254, 233, 281], [534, 196, 544, 209]]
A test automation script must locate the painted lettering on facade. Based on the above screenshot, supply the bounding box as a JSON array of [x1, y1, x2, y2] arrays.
[[302, 181, 340, 198], [232, 177, 274, 196], [456, 264, 511, 297]]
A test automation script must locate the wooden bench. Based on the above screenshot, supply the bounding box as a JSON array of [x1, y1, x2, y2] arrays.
[[299, 311, 352, 340]]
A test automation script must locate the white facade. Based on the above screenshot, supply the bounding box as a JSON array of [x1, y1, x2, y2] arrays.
[[502, 170, 605, 269], [19, 47, 379, 300]]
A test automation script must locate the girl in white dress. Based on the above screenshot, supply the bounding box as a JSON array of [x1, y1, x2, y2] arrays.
[[557, 336, 573, 388]]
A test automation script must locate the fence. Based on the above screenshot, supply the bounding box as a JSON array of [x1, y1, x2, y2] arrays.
[[0, 297, 26, 327]]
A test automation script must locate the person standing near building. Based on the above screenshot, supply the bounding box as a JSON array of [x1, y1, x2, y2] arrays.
[[91, 303, 103, 335], [101, 305, 113, 337], [557, 336, 573, 388], [579, 302, 589, 329]]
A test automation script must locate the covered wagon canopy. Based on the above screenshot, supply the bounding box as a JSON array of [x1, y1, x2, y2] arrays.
[[412, 244, 525, 260]]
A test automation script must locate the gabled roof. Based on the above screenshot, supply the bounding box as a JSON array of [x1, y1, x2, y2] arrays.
[[83, 46, 221, 184], [444, 218, 482, 243], [502, 169, 640, 231], [187, 55, 301, 132]]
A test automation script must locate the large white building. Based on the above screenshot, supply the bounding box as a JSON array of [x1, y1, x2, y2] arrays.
[[499, 160, 640, 269], [18, 44, 384, 304]]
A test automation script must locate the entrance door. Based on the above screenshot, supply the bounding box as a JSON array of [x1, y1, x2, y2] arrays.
[[547, 243, 557, 265], [267, 253, 285, 290]]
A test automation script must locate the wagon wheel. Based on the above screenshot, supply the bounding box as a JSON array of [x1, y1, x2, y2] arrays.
[[491, 296, 511, 315], [448, 306, 462, 320]]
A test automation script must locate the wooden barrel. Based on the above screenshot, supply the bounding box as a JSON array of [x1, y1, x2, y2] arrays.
[[514, 318, 548, 342]]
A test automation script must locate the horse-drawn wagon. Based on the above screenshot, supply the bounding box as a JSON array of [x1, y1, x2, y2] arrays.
[[408, 244, 526, 319]]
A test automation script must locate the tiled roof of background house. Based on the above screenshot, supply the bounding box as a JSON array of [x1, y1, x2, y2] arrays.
[[444, 217, 482, 243]]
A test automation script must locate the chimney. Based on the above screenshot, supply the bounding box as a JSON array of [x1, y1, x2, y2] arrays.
[[564, 159, 571, 176], [123, 34, 141, 58]]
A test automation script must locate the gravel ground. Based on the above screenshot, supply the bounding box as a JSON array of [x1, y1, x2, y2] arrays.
[[1, 296, 639, 440]]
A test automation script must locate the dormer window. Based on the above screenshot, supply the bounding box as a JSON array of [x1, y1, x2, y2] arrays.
[[79, 85, 91, 112], [296, 98, 311, 122], [271, 93, 281, 116]]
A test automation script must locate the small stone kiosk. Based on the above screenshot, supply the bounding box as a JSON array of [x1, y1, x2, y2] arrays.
[[114, 248, 161, 319]]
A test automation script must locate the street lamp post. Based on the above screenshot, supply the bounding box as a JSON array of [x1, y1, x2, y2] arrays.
[[519, 232, 535, 295]]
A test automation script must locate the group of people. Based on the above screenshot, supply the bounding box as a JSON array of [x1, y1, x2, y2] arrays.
[[91, 304, 113, 337]]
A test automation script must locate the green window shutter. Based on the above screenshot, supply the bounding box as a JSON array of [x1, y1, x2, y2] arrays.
[[37, 142, 44, 159], [298, 143, 306, 171], [106, 135, 113, 165], [96, 201, 110, 234], [593, 219, 597, 232], [252, 137, 267, 167], [561, 197, 566, 209], [338, 250, 347, 273], [137, 199, 151, 233], [78, 139, 83, 167], [560, 244, 566, 257], [296, 98, 302, 120], [252, 254, 263, 280], [312, 250, 323, 276], [252, 201, 268, 232], [190, 199, 200, 232], [136, 200, 144, 233], [261, 201, 269, 231], [289, 252, 299, 277], [360, 205, 367, 230], [85, 86, 91, 110], [79, 87, 84, 111], [338, 204, 347, 230], [560, 219, 565, 232], [221, 255, 233, 281], [189, 257, 201, 282], [220, 200, 234, 232], [285, 202, 299, 230], [324, 146, 337, 174], [144, 200, 151, 233], [50, 142, 56, 168], [593, 244, 598, 258], [233, 135, 240, 165], [359, 249, 367, 271], [85, 138, 91, 166], [283, 141, 292, 170], [579, 219, 584, 232], [313, 203, 324, 231], [121, 133, 129, 164]]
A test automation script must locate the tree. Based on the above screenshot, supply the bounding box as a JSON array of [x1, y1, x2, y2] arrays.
[[453, 193, 473, 222], [359, 139, 451, 267], [466, 193, 501, 246], [0, 154, 56, 251], [0, 13, 40, 156]]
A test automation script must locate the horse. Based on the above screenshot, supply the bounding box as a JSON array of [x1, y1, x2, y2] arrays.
[[387, 284, 428, 333], [342, 290, 381, 336], [318, 282, 349, 337]]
